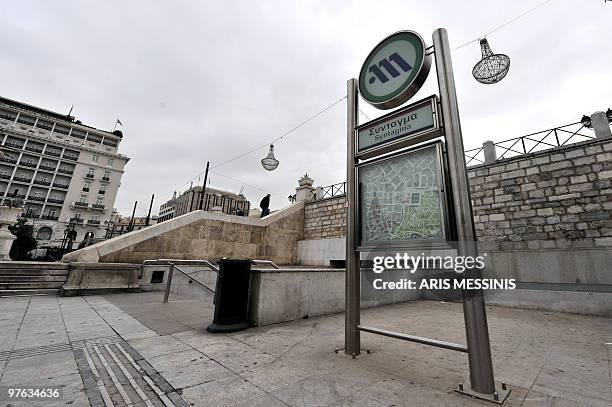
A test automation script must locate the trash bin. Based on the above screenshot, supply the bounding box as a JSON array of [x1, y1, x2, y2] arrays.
[[206, 258, 252, 333]]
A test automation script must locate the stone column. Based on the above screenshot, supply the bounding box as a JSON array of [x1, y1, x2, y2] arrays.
[[295, 174, 315, 202], [0, 205, 24, 260], [483, 140, 497, 164], [591, 111, 612, 139]]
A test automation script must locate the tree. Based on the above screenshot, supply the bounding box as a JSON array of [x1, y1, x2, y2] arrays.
[[9, 217, 37, 261]]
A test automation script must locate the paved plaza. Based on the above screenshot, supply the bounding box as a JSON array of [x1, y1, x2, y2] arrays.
[[0, 292, 610, 406]]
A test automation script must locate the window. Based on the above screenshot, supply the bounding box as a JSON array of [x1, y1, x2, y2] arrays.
[[26, 158, 34, 164], [33, 191, 41, 197], [51, 193, 58, 200], [92, 215, 99, 221], [410, 192, 421, 205], [48, 209, 56, 217], [79, 196, 87, 203], [84, 182, 90, 189], [74, 212, 82, 219], [99, 185, 106, 193], [107, 158, 114, 166], [0, 170, 7, 176], [41, 176, 48, 183], [103, 170, 110, 178], [92, 154, 98, 163], [96, 198, 103, 205]]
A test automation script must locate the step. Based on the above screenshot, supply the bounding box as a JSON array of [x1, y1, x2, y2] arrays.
[[0, 288, 59, 297], [0, 275, 67, 283], [0, 282, 65, 290], [0, 269, 69, 276]]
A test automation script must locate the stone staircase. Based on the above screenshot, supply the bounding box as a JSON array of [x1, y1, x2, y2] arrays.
[[0, 262, 69, 296]]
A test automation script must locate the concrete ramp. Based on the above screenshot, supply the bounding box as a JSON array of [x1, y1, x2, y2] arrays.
[[62, 202, 304, 265]]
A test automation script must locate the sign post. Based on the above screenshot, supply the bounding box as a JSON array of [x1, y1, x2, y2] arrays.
[[345, 28, 506, 403], [432, 27, 496, 398]]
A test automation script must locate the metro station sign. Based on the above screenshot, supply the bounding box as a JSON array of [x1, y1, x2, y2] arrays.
[[358, 31, 431, 110]]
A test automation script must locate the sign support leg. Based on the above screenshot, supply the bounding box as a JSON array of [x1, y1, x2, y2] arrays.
[[345, 78, 361, 356], [432, 28, 496, 395]]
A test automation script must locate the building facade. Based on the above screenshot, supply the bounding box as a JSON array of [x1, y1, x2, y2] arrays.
[[109, 214, 158, 237], [158, 186, 250, 221], [158, 192, 176, 222], [0, 96, 130, 246]]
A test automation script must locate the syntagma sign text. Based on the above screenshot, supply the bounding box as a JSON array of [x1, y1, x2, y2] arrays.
[[357, 100, 434, 154]]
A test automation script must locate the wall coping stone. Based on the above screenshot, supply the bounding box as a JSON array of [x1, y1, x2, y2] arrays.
[[62, 201, 305, 263]]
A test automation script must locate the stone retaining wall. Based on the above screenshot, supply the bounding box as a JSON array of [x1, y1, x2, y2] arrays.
[[303, 196, 346, 239], [469, 137, 612, 251]]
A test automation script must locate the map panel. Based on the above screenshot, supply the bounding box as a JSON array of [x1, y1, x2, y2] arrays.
[[359, 145, 444, 244]]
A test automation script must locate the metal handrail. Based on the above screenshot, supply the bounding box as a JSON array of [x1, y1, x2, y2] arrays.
[[143, 258, 280, 303], [146, 258, 219, 272], [251, 259, 280, 269], [143, 259, 219, 303]]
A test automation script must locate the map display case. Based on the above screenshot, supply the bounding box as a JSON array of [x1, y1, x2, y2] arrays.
[[357, 142, 447, 249]]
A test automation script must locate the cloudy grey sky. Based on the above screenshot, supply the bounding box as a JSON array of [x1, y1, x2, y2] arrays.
[[3, 1, 610, 215]]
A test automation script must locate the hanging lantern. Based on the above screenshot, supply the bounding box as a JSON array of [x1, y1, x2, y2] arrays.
[[261, 144, 279, 171], [472, 38, 510, 84]]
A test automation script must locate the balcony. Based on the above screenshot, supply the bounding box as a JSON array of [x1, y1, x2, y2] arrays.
[[0, 173, 10, 180], [38, 165, 56, 172], [101, 176, 110, 182], [63, 154, 78, 161], [73, 201, 89, 208], [12, 176, 32, 183], [45, 150, 61, 157], [33, 179, 51, 186], [0, 156, 17, 164], [11, 194, 26, 199], [24, 212, 40, 219], [52, 183, 69, 189], [70, 218, 84, 225], [91, 204, 105, 211], [27, 196, 46, 202], [87, 219, 100, 226], [42, 215, 59, 221], [4, 143, 23, 150], [84, 173, 95, 179], [19, 161, 38, 168], [57, 167, 73, 175], [46, 198, 64, 205], [24, 146, 43, 153]]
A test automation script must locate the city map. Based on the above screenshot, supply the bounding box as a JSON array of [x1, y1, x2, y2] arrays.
[[359, 145, 444, 244]]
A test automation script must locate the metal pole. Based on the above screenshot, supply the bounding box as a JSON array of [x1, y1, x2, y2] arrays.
[[145, 194, 154, 226], [345, 78, 360, 356], [163, 263, 174, 303], [128, 201, 137, 232], [432, 28, 495, 395], [199, 162, 209, 210]]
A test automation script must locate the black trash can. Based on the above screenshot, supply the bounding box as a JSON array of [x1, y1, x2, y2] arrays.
[[206, 258, 252, 333]]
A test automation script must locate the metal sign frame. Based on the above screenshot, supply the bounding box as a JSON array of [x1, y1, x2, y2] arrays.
[[355, 95, 441, 160], [345, 28, 504, 402]]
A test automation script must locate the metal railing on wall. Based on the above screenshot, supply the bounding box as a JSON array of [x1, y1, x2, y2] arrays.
[[464, 121, 594, 166], [311, 181, 346, 201]]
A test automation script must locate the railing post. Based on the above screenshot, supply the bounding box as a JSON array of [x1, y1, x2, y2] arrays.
[[163, 263, 174, 303], [482, 141, 497, 164], [591, 111, 612, 139]]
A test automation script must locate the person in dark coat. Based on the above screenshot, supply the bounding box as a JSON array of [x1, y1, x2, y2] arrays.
[[260, 194, 271, 217]]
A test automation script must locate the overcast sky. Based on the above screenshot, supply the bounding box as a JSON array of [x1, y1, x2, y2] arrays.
[[3, 1, 611, 215]]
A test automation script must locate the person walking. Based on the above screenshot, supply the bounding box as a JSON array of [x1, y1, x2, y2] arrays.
[[260, 194, 271, 217]]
